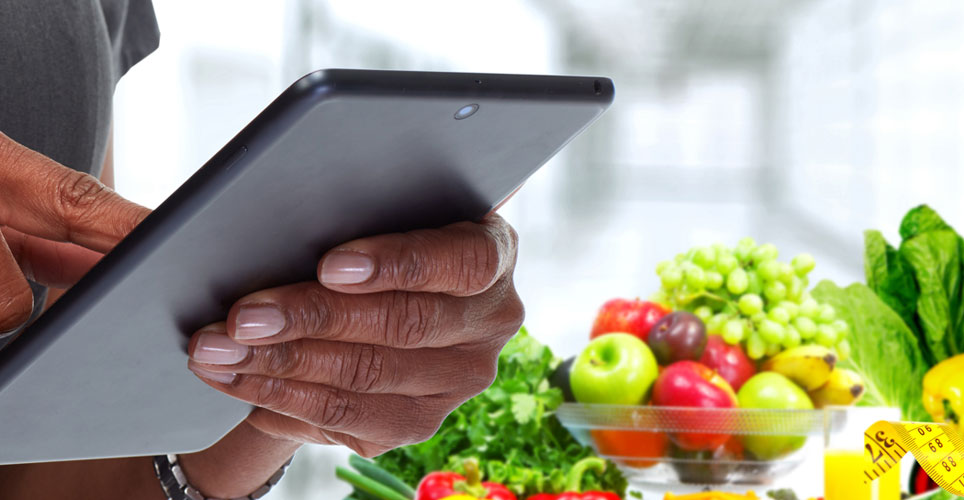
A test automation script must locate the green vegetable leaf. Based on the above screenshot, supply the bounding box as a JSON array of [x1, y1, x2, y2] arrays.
[[372, 328, 626, 498], [812, 280, 931, 421], [510, 393, 538, 424], [899, 229, 964, 363], [900, 204, 953, 240], [864, 230, 922, 343]]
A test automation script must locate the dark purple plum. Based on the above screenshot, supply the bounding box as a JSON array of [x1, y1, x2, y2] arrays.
[[647, 311, 707, 364]]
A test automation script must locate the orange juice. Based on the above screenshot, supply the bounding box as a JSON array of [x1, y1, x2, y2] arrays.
[[825, 449, 900, 500]]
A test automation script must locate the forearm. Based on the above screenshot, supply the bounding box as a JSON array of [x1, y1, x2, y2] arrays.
[[0, 420, 301, 499]]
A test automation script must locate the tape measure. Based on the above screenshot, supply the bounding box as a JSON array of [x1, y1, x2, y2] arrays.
[[864, 420, 964, 494]]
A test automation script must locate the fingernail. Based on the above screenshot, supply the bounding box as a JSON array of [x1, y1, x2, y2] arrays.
[[190, 365, 237, 384], [320, 251, 374, 285], [192, 332, 249, 365], [236, 305, 286, 340]]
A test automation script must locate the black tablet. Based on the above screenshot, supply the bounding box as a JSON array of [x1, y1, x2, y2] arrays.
[[0, 69, 613, 463]]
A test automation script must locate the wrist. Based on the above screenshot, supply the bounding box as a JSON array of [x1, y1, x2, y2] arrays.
[[175, 420, 301, 498]]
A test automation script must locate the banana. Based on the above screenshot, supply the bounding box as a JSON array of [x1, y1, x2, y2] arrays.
[[760, 345, 837, 391], [809, 368, 865, 407]]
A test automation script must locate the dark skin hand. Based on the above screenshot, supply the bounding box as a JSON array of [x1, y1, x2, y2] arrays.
[[0, 132, 525, 498]]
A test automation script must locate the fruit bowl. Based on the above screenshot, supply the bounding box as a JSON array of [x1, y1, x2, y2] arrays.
[[556, 403, 840, 489]]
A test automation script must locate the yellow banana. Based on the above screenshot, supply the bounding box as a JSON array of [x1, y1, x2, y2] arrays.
[[761, 345, 836, 391], [809, 368, 865, 407]]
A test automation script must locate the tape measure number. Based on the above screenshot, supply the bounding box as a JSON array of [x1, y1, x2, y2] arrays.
[[864, 421, 964, 495]]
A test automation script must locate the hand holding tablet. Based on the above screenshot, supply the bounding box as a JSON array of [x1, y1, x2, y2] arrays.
[[0, 69, 613, 464]]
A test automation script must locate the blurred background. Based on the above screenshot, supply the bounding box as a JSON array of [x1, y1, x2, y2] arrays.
[[112, 0, 964, 497]]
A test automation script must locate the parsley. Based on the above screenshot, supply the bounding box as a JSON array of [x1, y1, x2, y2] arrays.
[[374, 328, 628, 498]]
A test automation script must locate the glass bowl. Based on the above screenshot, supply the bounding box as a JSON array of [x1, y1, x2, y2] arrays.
[[556, 403, 843, 489]]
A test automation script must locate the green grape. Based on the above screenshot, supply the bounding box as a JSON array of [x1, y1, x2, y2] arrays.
[[793, 316, 817, 339], [759, 319, 785, 344], [738, 236, 757, 249], [768, 306, 790, 325], [783, 325, 802, 348], [722, 319, 745, 344], [778, 262, 794, 284], [726, 268, 749, 294], [747, 332, 766, 360], [778, 301, 799, 319], [750, 312, 767, 324], [738, 294, 764, 315], [766, 342, 782, 357], [746, 270, 763, 295], [815, 324, 838, 346], [792, 253, 816, 276], [693, 246, 717, 269], [685, 267, 706, 289], [707, 313, 729, 334], [787, 275, 804, 301], [716, 253, 739, 275], [799, 298, 820, 318], [655, 260, 673, 275], [694, 305, 714, 322], [763, 280, 787, 302], [757, 260, 781, 281], [705, 271, 724, 290], [674, 253, 686, 263], [817, 304, 837, 323], [831, 319, 850, 339], [752, 243, 779, 263], [660, 267, 683, 288], [836, 339, 852, 361], [650, 290, 670, 306]]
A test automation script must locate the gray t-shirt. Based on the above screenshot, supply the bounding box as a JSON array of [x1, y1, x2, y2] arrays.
[[0, 0, 159, 350]]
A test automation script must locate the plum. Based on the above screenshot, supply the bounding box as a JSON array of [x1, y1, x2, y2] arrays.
[[647, 311, 707, 364]]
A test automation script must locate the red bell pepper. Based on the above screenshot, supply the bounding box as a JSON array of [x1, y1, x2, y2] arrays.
[[525, 458, 620, 500], [415, 458, 516, 500]]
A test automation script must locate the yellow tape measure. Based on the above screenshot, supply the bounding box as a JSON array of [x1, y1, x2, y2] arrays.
[[864, 421, 964, 494]]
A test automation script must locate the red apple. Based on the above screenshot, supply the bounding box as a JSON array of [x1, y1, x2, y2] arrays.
[[651, 361, 738, 451], [590, 298, 669, 342], [699, 335, 756, 391]]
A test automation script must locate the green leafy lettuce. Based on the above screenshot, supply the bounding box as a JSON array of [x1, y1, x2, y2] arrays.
[[862, 205, 964, 366], [373, 328, 627, 498], [812, 281, 931, 421]]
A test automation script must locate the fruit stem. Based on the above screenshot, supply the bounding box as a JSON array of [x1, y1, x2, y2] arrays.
[[564, 457, 606, 493], [453, 458, 488, 498]]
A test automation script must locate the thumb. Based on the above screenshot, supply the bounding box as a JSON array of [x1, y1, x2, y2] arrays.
[[0, 132, 149, 253]]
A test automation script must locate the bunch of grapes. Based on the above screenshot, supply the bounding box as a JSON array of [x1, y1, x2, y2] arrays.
[[652, 237, 850, 360]]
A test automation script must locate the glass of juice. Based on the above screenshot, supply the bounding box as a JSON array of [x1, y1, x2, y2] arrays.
[[824, 406, 902, 500]]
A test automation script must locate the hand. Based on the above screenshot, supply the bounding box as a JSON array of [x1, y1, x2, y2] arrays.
[[0, 132, 148, 334], [187, 214, 524, 456]]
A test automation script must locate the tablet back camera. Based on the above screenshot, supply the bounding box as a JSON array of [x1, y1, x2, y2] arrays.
[[454, 103, 479, 120]]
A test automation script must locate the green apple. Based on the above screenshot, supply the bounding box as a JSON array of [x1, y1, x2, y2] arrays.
[[570, 333, 659, 405], [737, 372, 814, 460]]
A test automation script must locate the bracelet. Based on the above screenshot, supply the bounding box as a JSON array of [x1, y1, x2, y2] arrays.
[[153, 453, 293, 500]]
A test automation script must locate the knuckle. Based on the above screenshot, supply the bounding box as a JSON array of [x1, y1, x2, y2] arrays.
[[392, 241, 430, 289], [256, 342, 299, 378], [57, 169, 108, 212], [297, 287, 334, 338], [382, 292, 442, 347], [503, 288, 526, 333], [251, 377, 288, 410], [407, 401, 447, 444], [345, 343, 390, 392], [458, 233, 502, 295], [310, 387, 357, 429]]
